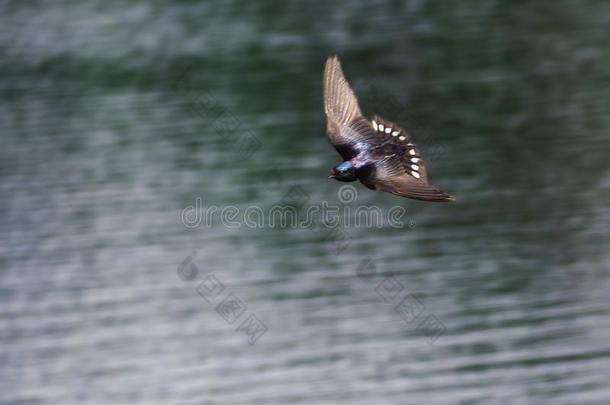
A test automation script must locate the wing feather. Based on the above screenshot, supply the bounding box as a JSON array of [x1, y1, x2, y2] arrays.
[[369, 114, 430, 182], [361, 156, 455, 202], [324, 56, 362, 128], [323, 56, 367, 158]]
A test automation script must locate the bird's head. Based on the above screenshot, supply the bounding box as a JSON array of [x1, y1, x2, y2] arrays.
[[329, 161, 357, 182]]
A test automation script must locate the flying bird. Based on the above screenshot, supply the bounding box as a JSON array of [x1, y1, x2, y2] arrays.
[[323, 56, 455, 202]]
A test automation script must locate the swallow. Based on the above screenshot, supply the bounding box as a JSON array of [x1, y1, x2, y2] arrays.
[[323, 56, 455, 202]]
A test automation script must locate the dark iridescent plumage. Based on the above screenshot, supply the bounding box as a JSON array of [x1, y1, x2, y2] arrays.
[[323, 56, 455, 202]]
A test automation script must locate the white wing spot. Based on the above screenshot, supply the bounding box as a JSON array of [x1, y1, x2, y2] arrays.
[[385, 127, 391, 134], [372, 120, 378, 131], [398, 135, 406, 141], [410, 157, 419, 163], [379, 124, 385, 131], [409, 149, 416, 156], [411, 171, 420, 179], [392, 130, 399, 136], [411, 164, 419, 171]]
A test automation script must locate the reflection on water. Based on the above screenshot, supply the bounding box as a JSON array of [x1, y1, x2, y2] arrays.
[[1, 1, 610, 404]]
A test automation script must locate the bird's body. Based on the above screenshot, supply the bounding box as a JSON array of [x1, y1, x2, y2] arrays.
[[323, 56, 455, 202]]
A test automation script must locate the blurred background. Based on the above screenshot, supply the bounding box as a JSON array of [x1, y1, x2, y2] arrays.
[[1, 0, 610, 404]]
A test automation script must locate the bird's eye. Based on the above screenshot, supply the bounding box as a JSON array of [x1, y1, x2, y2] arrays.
[[337, 163, 351, 173]]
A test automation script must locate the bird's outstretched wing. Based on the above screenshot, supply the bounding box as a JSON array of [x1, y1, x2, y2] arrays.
[[323, 56, 378, 160], [368, 114, 429, 182], [361, 114, 455, 202], [360, 155, 455, 201]]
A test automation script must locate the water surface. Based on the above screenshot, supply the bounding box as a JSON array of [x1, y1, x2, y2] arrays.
[[1, 1, 610, 404]]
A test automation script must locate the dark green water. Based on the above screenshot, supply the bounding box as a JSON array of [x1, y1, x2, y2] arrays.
[[2, 1, 610, 404]]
